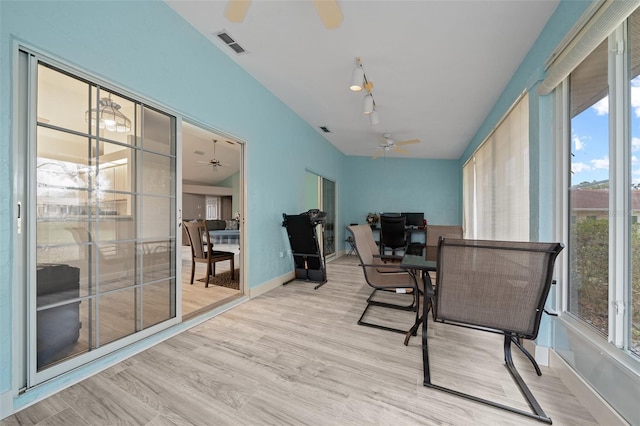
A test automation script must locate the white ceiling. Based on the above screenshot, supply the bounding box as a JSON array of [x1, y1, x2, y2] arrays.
[[167, 0, 559, 160], [182, 121, 241, 186]]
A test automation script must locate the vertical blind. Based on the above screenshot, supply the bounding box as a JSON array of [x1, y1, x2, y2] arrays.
[[463, 93, 529, 241]]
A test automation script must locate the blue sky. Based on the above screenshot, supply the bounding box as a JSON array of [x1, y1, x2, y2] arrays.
[[571, 77, 640, 186]]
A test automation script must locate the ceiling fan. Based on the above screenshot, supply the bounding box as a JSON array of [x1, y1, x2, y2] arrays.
[[372, 134, 420, 159], [225, 0, 343, 30], [197, 139, 224, 170]]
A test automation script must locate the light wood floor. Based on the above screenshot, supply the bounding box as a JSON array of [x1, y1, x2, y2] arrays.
[[3, 255, 604, 425], [181, 245, 241, 318]]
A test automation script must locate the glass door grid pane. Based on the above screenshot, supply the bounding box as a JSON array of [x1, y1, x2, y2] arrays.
[[34, 63, 176, 372]]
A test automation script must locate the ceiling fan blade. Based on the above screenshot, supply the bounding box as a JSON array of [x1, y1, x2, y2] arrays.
[[396, 139, 420, 146], [372, 150, 383, 160], [225, 0, 252, 23], [393, 147, 409, 154], [313, 0, 343, 29], [196, 160, 212, 165]]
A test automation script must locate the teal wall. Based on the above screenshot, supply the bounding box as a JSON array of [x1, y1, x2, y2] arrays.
[[343, 156, 461, 227]]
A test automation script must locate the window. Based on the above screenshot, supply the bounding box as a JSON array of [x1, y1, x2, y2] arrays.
[[565, 10, 640, 356], [568, 38, 609, 337], [628, 10, 640, 355], [463, 94, 529, 240]]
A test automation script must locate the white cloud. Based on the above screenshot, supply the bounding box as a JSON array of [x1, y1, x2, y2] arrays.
[[633, 155, 639, 165], [631, 79, 640, 117], [591, 156, 609, 170], [633, 137, 640, 152], [572, 162, 592, 173], [592, 96, 609, 115], [573, 133, 585, 151]]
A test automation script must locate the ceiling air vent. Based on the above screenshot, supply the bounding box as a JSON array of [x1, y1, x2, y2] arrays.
[[319, 126, 331, 133], [216, 31, 246, 55]]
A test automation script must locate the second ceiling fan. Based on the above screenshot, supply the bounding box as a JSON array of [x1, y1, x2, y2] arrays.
[[197, 139, 227, 171], [225, 0, 343, 29], [373, 134, 420, 159]]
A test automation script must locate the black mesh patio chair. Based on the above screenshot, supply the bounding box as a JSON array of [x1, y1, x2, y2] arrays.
[[422, 237, 563, 424], [348, 225, 422, 334]]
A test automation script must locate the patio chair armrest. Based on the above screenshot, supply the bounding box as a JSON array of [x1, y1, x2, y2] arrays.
[[359, 262, 405, 272]]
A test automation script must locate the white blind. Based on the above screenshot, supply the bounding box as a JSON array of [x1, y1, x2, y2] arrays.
[[462, 157, 475, 238], [463, 94, 529, 241], [538, 0, 640, 96]]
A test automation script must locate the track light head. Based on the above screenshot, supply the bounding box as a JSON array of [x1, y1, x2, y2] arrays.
[[350, 66, 364, 92], [349, 56, 364, 91], [369, 109, 380, 126], [363, 94, 374, 115]]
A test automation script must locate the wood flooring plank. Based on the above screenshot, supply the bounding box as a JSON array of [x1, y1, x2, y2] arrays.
[[0, 394, 71, 426], [29, 408, 85, 426], [59, 374, 158, 425]]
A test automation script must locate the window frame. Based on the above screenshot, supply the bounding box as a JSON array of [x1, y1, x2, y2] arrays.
[[557, 20, 640, 371]]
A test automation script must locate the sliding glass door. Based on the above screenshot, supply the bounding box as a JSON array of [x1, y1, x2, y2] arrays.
[[321, 177, 336, 257], [304, 171, 336, 257], [20, 51, 178, 384]]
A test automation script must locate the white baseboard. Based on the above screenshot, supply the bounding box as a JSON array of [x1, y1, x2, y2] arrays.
[[523, 340, 627, 424], [549, 349, 628, 426], [248, 271, 294, 298], [522, 339, 550, 366], [0, 389, 13, 420]]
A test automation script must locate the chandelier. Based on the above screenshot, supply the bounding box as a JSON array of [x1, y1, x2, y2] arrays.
[[85, 95, 131, 133]]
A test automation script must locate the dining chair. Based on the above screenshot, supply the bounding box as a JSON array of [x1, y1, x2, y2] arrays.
[[422, 237, 563, 424], [347, 225, 422, 334], [424, 224, 463, 261], [182, 220, 234, 287]]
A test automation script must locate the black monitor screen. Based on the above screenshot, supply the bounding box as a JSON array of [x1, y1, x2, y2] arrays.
[[402, 212, 424, 226]]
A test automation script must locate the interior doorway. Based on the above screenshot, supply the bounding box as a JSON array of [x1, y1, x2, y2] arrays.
[[180, 122, 244, 318]]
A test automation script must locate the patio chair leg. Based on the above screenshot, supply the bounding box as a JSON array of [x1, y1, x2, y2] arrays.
[[503, 335, 551, 423], [358, 289, 417, 334], [422, 314, 432, 385], [511, 335, 542, 376], [421, 328, 552, 424]]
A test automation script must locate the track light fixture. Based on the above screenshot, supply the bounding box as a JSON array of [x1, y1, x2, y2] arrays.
[[350, 58, 364, 92], [369, 108, 380, 126], [349, 57, 379, 125]]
